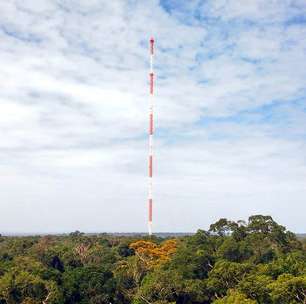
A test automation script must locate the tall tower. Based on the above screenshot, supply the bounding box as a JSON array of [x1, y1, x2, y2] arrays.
[[148, 37, 154, 236]]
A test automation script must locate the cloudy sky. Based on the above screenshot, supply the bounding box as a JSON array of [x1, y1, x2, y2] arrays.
[[0, 0, 306, 233]]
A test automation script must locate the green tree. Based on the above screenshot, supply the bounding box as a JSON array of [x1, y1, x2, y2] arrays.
[[266, 251, 306, 278], [213, 289, 256, 304], [217, 238, 253, 262], [268, 274, 306, 304], [135, 267, 209, 304], [168, 231, 214, 280], [0, 270, 61, 304], [134, 268, 183, 304], [207, 261, 253, 298], [209, 219, 237, 237], [238, 273, 273, 303], [62, 265, 116, 304]]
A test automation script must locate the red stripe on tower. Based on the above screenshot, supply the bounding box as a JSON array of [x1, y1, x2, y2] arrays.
[[150, 37, 154, 55], [150, 73, 154, 95]]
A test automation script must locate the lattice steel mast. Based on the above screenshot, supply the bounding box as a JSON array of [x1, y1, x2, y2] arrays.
[[148, 37, 155, 236]]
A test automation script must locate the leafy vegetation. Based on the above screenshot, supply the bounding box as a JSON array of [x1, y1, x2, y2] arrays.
[[0, 215, 305, 303]]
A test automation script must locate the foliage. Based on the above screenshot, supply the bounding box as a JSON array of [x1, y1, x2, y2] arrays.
[[129, 239, 177, 268], [207, 260, 254, 298], [0, 215, 305, 304], [213, 290, 256, 304], [238, 273, 273, 303], [268, 274, 306, 303]]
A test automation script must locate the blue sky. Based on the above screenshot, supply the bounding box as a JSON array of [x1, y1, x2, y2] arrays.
[[0, 0, 305, 233]]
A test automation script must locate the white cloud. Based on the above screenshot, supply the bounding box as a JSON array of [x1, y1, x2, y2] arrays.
[[203, 0, 305, 22], [0, 0, 305, 233]]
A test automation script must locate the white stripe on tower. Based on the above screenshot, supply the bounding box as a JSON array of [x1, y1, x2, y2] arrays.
[[148, 37, 154, 236]]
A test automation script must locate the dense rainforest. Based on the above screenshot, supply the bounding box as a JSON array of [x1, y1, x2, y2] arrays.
[[0, 215, 305, 304]]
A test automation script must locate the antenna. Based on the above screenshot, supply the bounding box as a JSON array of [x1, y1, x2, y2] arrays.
[[148, 37, 154, 236]]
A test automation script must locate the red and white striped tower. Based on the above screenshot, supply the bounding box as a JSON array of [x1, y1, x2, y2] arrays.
[[148, 37, 154, 236]]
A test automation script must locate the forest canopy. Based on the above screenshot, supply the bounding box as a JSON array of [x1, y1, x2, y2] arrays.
[[0, 215, 305, 304]]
